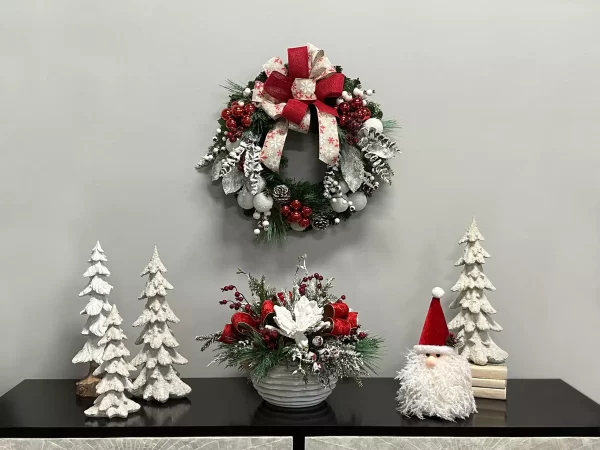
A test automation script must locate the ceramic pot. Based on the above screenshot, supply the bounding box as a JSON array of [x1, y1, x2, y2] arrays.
[[252, 364, 337, 408]]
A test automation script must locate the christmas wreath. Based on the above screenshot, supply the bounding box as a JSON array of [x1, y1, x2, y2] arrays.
[[196, 44, 401, 242], [196, 255, 383, 385]]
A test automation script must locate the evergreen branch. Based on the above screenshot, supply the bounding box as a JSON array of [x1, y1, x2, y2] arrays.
[[195, 332, 222, 352]]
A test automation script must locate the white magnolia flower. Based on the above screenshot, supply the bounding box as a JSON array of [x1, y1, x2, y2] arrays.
[[272, 296, 323, 348]]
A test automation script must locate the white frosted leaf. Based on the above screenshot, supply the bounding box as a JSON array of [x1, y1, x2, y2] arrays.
[[340, 145, 364, 193], [222, 168, 244, 195], [211, 153, 227, 181]]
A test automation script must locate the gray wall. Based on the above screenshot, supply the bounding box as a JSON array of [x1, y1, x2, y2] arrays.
[[2, 0, 599, 403]]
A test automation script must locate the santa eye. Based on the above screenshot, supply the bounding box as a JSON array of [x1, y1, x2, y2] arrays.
[[425, 353, 430, 357], [436, 354, 441, 358]]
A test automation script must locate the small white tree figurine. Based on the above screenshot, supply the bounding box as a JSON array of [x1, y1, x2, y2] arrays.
[[131, 246, 191, 402], [72, 241, 113, 397], [85, 305, 141, 419], [448, 218, 509, 365]]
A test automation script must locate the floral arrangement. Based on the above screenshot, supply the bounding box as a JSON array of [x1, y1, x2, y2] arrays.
[[196, 43, 401, 242], [196, 255, 383, 385]]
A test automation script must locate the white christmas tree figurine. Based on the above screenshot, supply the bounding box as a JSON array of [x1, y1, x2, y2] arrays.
[[85, 305, 141, 419], [448, 218, 509, 366], [72, 241, 113, 397], [130, 246, 191, 402]]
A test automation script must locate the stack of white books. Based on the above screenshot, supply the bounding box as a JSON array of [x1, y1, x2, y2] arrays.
[[470, 364, 507, 400]]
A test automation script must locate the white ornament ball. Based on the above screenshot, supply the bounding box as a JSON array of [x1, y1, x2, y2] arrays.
[[362, 118, 384, 133], [225, 139, 238, 151], [243, 87, 252, 97], [253, 192, 273, 213], [338, 180, 350, 194], [336, 97, 343, 105], [237, 188, 255, 210], [330, 196, 349, 213], [252, 211, 261, 220], [246, 175, 266, 194], [334, 218, 341, 224], [238, 100, 244, 106], [264, 211, 271, 217], [216, 128, 222, 133], [262, 220, 270, 227], [365, 89, 374, 96], [205, 154, 214, 161], [347, 191, 367, 211], [353, 87, 364, 97], [342, 90, 348, 97], [290, 221, 308, 231], [253, 228, 261, 236], [362, 99, 367, 106]]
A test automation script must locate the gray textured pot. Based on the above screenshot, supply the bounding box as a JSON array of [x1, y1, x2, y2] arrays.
[[252, 364, 337, 408]]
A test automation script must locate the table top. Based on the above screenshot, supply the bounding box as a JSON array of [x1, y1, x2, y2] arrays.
[[0, 378, 598, 438]]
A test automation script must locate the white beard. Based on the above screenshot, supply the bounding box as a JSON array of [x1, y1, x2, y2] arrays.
[[396, 350, 477, 421]]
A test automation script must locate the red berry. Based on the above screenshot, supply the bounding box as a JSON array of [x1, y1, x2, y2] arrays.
[[225, 118, 237, 130], [358, 107, 371, 121], [241, 115, 252, 128], [245, 304, 251, 312], [270, 330, 277, 338], [341, 295, 346, 300], [229, 304, 234, 309], [235, 129, 243, 137], [229, 285, 235, 290], [280, 205, 291, 216], [299, 218, 310, 228], [221, 108, 233, 121], [290, 211, 302, 223], [351, 97, 363, 110], [314, 273, 320, 278], [317, 283, 322, 289], [318, 275, 324, 281], [338, 102, 351, 115], [290, 199, 302, 210], [301, 206, 312, 217], [358, 332, 367, 339], [244, 103, 256, 114], [231, 104, 244, 117], [228, 135, 237, 142], [303, 277, 308, 282], [338, 114, 349, 127]]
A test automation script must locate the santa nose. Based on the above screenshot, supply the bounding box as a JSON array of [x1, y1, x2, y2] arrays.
[[425, 355, 437, 368]]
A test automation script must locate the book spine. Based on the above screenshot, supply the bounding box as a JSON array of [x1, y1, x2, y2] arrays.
[[472, 377, 506, 389], [470, 364, 507, 380], [473, 386, 507, 400]]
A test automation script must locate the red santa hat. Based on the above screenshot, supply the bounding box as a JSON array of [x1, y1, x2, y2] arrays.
[[413, 287, 455, 355]]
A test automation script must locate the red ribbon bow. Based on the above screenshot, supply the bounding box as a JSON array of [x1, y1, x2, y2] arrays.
[[324, 301, 359, 336], [263, 46, 344, 126], [218, 300, 277, 344]]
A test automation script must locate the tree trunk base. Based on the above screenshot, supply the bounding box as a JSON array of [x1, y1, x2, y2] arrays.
[[76, 375, 101, 398]]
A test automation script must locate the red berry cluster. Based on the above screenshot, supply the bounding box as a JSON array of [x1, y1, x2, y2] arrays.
[[299, 273, 324, 295], [337, 96, 371, 144], [281, 199, 312, 227], [221, 102, 257, 143], [219, 285, 252, 313], [260, 328, 278, 349]]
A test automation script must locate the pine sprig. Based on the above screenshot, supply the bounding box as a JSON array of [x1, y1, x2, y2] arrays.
[[196, 332, 222, 352]]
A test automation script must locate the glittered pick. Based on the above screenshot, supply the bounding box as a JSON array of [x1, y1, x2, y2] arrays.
[[340, 145, 365, 193], [211, 154, 227, 181], [222, 169, 244, 195]]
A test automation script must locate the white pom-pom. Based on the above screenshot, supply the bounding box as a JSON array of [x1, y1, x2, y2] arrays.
[[362, 118, 383, 133], [347, 191, 367, 211], [253, 228, 261, 236], [253, 192, 273, 212], [432, 287, 445, 299], [243, 87, 252, 97], [252, 211, 261, 220], [338, 180, 350, 194], [237, 188, 255, 210]]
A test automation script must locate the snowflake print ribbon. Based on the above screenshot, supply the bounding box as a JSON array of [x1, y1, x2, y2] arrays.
[[252, 44, 345, 172]]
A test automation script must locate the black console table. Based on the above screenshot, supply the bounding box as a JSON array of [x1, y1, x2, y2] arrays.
[[0, 378, 598, 449]]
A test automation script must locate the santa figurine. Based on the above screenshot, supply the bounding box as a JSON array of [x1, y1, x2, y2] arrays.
[[396, 287, 477, 421]]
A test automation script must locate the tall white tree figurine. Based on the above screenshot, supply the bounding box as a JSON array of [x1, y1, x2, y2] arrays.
[[85, 305, 141, 419], [448, 218, 509, 365], [72, 241, 113, 397], [131, 246, 191, 402]]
